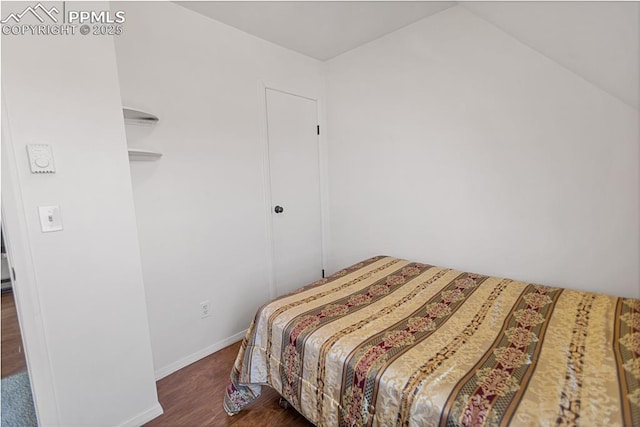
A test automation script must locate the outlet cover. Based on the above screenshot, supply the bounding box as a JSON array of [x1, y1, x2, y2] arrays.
[[200, 300, 210, 318]]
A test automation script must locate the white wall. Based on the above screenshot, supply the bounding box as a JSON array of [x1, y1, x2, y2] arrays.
[[325, 6, 639, 298], [112, 2, 324, 377], [1, 2, 161, 425]]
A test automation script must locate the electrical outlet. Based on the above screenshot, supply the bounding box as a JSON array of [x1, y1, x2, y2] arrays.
[[200, 300, 210, 318]]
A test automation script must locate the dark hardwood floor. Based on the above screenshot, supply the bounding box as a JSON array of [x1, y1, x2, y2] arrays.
[[1, 290, 28, 378], [1, 292, 311, 425], [145, 341, 313, 426]]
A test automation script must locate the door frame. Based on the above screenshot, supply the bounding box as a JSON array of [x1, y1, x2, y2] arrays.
[[1, 92, 61, 425], [257, 81, 329, 299]]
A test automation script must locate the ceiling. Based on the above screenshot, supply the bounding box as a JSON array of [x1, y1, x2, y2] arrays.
[[463, 1, 638, 110], [176, 1, 455, 60], [176, 1, 638, 109]]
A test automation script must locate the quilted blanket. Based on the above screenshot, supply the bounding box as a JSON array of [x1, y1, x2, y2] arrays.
[[224, 256, 640, 426]]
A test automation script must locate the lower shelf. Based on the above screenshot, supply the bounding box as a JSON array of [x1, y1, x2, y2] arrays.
[[128, 148, 162, 161]]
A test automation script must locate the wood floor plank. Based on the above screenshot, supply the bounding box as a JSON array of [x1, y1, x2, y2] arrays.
[[145, 341, 313, 426], [1, 291, 28, 378]]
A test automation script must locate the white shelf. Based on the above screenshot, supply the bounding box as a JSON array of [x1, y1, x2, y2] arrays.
[[128, 148, 162, 161], [123, 107, 159, 126], [122, 106, 162, 161]]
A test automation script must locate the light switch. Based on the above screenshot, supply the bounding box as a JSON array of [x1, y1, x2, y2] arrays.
[[38, 206, 63, 232], [27, 144, 56, 173]]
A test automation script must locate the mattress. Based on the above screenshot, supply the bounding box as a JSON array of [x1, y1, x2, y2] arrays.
[[224, 256, 640, 426]]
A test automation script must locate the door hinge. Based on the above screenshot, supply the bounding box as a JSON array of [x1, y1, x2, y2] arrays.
[[11, 267, 16, 281], [317, 125, 320, 135], [322, 269, 325, 278]]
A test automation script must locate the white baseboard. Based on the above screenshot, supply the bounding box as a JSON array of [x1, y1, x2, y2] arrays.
[[154, 329, 248, 381], [118, 402, 164, 427]]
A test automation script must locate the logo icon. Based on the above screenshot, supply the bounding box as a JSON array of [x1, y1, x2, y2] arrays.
[[1, 2, 59, 24]]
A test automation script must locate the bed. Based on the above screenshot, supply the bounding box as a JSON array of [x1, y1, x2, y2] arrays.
[[224, 256, 640, 426]]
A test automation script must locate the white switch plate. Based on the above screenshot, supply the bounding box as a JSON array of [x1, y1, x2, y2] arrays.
[[38, 206, 63, 232], [27, 144, 56, 173]]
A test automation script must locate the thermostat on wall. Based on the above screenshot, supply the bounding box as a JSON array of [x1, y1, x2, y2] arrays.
[[27, 144, 56, 173]]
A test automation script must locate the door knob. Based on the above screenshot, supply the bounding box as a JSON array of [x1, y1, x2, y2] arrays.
[[274, 205, 284, 214]]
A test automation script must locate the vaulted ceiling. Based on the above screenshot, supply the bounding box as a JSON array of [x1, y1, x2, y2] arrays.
[[176, 1, 639, 109], [463, 1, 638, 109], [176, 1, 455, 60]]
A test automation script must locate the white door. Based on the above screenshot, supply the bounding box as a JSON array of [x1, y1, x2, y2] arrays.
[[266, 88, 323, 296]]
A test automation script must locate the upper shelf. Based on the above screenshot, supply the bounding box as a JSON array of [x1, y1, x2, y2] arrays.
[[123, 107, 159, 126], [128, 148, 163, 161]]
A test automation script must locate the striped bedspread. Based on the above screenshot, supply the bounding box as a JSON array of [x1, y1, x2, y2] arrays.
[[224, 256, 640, 426]]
